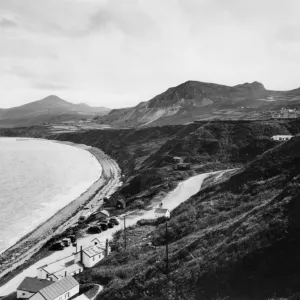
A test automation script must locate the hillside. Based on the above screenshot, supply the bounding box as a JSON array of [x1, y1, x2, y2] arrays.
[[77, 135, 300, 300], [0, 95, 110, 126], [97, 80, 300, 128]]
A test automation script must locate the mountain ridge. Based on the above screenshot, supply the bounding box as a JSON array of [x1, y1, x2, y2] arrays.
[[0, 95, 110, 126], [97, 80, 300, 128]]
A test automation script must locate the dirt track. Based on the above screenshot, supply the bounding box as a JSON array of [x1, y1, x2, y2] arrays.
[[0, 142, 121, 282]]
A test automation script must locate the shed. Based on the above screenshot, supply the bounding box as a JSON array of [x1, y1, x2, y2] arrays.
[[116, 199, 126, 209], [17, 278, 53, 299], [271, 135, 293, 141], [27, 277, 79, 300], [74, 239, 110, 268], [154, 208, 170, 219]]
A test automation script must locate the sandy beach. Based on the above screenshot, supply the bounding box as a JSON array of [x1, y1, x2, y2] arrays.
[[0, 140, 121, 284]]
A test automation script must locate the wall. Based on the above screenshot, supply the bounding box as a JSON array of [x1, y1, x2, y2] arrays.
[[17, 290, 34, 299], [29, 293, 45, 300], [82, 252, 104, 268], [53, 285, 79, 300]]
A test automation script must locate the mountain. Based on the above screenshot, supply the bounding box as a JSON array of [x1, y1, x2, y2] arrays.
[[97, 80, 300, 128], [0, 95, 110, 126]]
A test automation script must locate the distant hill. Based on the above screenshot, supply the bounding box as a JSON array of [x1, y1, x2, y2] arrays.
[[97, 80, 300, 127], [0, 95, 110, 126]]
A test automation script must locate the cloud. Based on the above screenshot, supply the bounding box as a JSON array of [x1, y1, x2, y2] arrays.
[[33, 82, 69, 90], [276, 24, 300, 43], [0, 17, 18, 28]]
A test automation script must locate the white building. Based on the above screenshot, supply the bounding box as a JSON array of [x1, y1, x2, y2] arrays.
[[17, 277, 79, 300], [37, 255, 83, 281], [74, 239, 110, 268], [17, 278, 53, 299], [154, 208, 170, 219], [271, 135, 293, 141]]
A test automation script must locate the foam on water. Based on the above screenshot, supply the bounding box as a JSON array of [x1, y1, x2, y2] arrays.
[[0, 138, 102, 254]]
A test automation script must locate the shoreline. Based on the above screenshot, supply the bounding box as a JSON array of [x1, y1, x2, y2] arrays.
[[0, 138, 121, 285]]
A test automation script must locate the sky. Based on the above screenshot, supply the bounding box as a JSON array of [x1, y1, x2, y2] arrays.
[[0, 0, 300, 109]]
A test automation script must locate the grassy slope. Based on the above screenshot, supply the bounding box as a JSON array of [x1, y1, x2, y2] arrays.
[[75, 136, 300, 300]]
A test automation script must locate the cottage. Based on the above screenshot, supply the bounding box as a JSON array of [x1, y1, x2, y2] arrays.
[[173, 157, 183, 164], [17, 277, 79, 300], [29, 276, 79, 300], [116, 199, 126, 209], [271, 135, 293, 141], [154, 208, 170, 219], [17, 278, 53, 299], [37, 255, 83, 281], [74, 239, 110, 268]]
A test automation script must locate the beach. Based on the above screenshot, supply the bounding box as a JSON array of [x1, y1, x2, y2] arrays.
[[0, 139, 121, 286]]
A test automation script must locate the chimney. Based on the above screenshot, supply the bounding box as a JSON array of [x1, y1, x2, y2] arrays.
[[80, 246, 83, 262], [65, 271, 67, 277]]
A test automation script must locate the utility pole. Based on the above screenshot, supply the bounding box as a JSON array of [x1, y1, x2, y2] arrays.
[[124, 215, 127, 250], [165, 221, 169, 277]]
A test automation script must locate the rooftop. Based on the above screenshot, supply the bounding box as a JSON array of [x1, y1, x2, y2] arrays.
[[39, 276, 79, 300], [83, 244, 106, 257], [17, 277, 53, 293]]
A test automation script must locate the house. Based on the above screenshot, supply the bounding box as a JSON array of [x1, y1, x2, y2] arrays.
[[74, 239, 110, 268], [154, 208, 170, 219], [37, 255, 83, 281], [116, 199, 126, 209], [173, 157, 183, 164], [272, 108, 299, 119], [29, 276, 79, 300], [17, 278, 53, 299], [271, 135, 293, 141]]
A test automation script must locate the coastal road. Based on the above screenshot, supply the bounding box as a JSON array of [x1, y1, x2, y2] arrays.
[[0, 169, 233, 296]]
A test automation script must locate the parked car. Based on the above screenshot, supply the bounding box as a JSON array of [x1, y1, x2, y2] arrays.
[[49, 241, 64, 251], [62, 238, 71, 247], [79, 208, 92, 223], [67, 235, 76, 243], [107, 222, 114, 229], [110, 217, 120, 225], [87, 226, 102, 234], [99, 222, 108, 231]]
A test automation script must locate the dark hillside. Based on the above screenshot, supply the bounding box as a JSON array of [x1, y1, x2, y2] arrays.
[[83, 136, 300, 300]]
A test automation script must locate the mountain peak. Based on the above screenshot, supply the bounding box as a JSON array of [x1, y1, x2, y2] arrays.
[[235, 81, 266, 91]]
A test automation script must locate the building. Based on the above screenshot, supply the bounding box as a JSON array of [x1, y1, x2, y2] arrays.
[[272, 108, 299, 119], [173, 157, 183, 164], [154, 208, 170, 219], [271, 135, 293, 141], [92, 210, 110, 221], [74, 239, 110, 268], [37, 255, 83, 281], [17, 277, 79, 300], [29, 276, 79, 300], [17, 278, 53, 299]]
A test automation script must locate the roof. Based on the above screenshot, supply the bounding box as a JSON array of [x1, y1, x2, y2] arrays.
[[39, 276, 79, 300], [117, 199, 126, 204], [17, 277, 53, 293], [38, 256, 76, 275], [83, 244, 106, 257], [154, 208, 170, 214], [99, 210, 109, 217]]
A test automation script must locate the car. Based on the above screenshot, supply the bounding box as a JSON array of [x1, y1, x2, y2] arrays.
[[110, 217, 120, 225], [99, 222, 108, 231], [67, 235, 76, 243], [62, 238, 71, 247], [107, 222, 114, 229], [87, 226, 102, 234], [49, 241, 64, 251]]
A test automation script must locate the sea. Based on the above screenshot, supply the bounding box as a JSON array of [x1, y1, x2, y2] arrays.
[[0, 138, 102, 254]]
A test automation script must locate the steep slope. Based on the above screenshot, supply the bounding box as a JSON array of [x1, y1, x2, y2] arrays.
[[0, 95, 110, 126], [97, 80, 300, 127], [79, 135, 300, 300]]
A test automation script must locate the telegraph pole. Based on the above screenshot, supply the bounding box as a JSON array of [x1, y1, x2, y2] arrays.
[[165, 221, 169, 277], [124, 215, 127, 250]]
